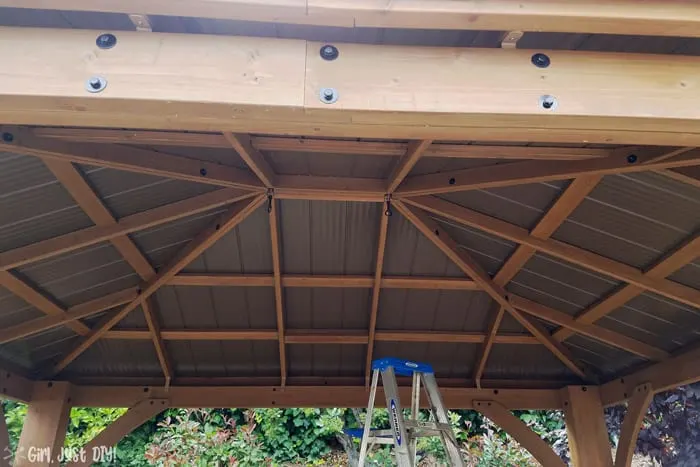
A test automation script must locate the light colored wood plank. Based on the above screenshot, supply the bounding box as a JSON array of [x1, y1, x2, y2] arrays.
[[3, 0, 700, 37], [0, 188, 254, 272], [275, 175, 385, 202], [474, 306, 505, 388], [394, 200, 590, 380], [614, 383, 653, 467], [142, 298, 173, 385], [365, 213, 389, 385], [0, 370, 33, 402], [554, 234, 700, 342], [223, 133, 276, 187], [562, 386, 613, 467], [474, 400, 566, 467], [387, 139, 432, 192], [4, 29, 700, 145], [50, 195, 266, 375], [67, 399, 168, 467], [405, 196, 700, 309], [269, 199, 287, 386], [398, 148, 700, 196]]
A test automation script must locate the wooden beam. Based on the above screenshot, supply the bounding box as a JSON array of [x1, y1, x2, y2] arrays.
[[387, 139, 432, 193], [474, 400, 566, 467], [274, 175, 385, 202], [50, 195, 266, 375], [404, 196, 700, 309], [67, 399, 168, 467], [0, 270, 90, 335], [142, 298, 173, 386], [3, 0, 700, 38], [511, 295, 669, 361], [169, 273, 480, 290], [0, 287, 138, 345], [365, 212, 389, 385], [223, 133, 276, 187], [286, 329, 367, 345], [398, 148, 700, 196], [0, 370, 33, 403], [493, 175, 602, 286], [661, 166, 700, 188], [2, 129, 262, 191], [554, 234, 700, 342], [6, 29, 700, 145], [473, 306, 505, 388], [268, 199, 287, 386], [394, 200, 591, 380], [69, 384, 563, 410], [562, 386, 613, 467], [42, 159, 155, 280], [0, 188, 253, 272], [16, 382, 72, 467], [33, 129, 615, 161], [614, 383, 653, 467]]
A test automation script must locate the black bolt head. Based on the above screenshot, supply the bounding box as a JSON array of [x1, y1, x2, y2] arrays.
[[96, 33, 117, 49], [627, 154, 638, 163], [531, 53, 551, 68], [200, 168, 208, 176], [320, 44, 339, 61], [1, 132, 13, 143], [448, 177, 456, 185]]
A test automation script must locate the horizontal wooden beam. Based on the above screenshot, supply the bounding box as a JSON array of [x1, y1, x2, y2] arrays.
[[5, 28, 700, 145], [398, 148, 700, 196], [68, 384, 563, 409], [0, 370, 33, 403], [104, 328, 540, 345], [3, 0, 700, 38], [0, 188, 254, 272], [33, 129, 615, 160], [405, 196, 700, 310]]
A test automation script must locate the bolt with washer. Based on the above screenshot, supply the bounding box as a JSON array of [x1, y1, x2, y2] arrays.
[[319, 88, 338, 104], [85, 76, 108, 93]]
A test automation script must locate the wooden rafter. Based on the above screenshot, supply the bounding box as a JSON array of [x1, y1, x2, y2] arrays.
[[34, 128, 615, 161], [393, 200, 591, 381], [387, 140, 432, 193], [661, 166, 700, 188], [42, 158, 155, 280], [0, 188, 255, 272], [398, 147, 700, 196], [405, 196, 700, 309], [6, 29, 700, 145], [142, 298, 174, 386], [223, 133, 276, 187], [49, 195, 266, 375], [365, 212, 389, 385], [554, 234, 700, 342], [268, 198, 287, 386], [3, 0, 700, 38], [473, 306, 505, 388], [0, 270, 90, 335]]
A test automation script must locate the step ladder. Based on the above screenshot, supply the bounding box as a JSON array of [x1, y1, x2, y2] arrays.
[[356, 358, 465, 466]]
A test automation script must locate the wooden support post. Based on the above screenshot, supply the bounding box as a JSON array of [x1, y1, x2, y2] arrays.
[[16, 382, 72, 467], [474, 400, 566, 467], [67, 399, 168, 467], [614, 384, 653, 467], [364, 212, 389, 385], [562, 386, 613, 467], [0, 404, 10, 467], [268, 198, 287, 386]]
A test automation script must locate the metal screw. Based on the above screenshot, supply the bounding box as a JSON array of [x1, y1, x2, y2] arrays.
[[96, 33, 117, 49], [539, 95, 558, 110], [320, 44, 339, 61], [85, 76, 107, 93], [319, 87, 338, 104], [200, 168, 208, 176], [531, 53, 551, 68], [448, 177, 456, 185], [1, 132, 13, 143], [627, 154, 638, 164]]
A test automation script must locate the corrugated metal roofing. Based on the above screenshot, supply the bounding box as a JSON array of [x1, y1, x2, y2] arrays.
[[168, 340, 280, 377], [286, 288, 370, 330], [288, 344, 364, 377], [484, 344, 576, 380], [374, 342, 477, 379]]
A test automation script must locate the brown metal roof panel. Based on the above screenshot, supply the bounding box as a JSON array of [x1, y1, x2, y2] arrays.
[[60, 340, 162, 377], [668, 263, 700, 290], [288, 344, 364, 377], [376, 289, 492, 333], [285, 287, 371, 330], [0, 285, 44, 328], [143, 145, 249, 170], [267, 151, 393, 178], [79, 165, 218, 219], [508, 252, 620, 316], [565, 335, 646, 379], [114, 307, 148, 328], [279, 200, 380, 276], [15, 242, 141, 308], [373, 342, 477, 378], [439, 180, 566, 230], [0, 153, 93, 253], [483, 344, 578, 380], [169, 340, 279, 377], [383, 212, 464, 277], [410, 158, 506, 177]]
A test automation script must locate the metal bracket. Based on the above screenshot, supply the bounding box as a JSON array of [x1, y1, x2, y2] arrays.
[[267, 188, 274, 214], [384, 194, 393, 217], [500, 31, 524, 49]]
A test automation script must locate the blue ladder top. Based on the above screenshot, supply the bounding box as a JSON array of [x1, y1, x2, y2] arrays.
[[372, 357, 434, 376]]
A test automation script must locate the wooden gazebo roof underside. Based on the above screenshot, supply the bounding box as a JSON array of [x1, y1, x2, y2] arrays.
[[0, 1, 699, 409]]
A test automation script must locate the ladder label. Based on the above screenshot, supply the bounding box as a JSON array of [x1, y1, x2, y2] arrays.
[[390, 399, 402, 446]]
